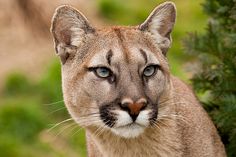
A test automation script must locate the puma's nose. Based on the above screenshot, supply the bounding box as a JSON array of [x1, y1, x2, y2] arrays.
[[120, 98, 147, 121]]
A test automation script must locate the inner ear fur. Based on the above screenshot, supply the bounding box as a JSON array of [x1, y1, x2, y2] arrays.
[[51, 5, 95, 64], [139, 2, 176, 55]]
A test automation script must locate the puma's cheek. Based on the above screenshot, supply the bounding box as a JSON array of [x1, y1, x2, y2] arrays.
[[83, 73, 111, 97], [100, 81, 111, 94], [147, 75, 166, 100]]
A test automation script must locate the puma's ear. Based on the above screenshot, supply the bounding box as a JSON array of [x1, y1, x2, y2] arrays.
[[51, 5, 95, 64], [139, 2, 176, 55]]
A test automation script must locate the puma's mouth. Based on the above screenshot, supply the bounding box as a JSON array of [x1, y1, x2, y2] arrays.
[[116, 122, 146, 129], [105, 109, 156, 138], [99, 101, 158, 138], [111, 123, 146, 138]]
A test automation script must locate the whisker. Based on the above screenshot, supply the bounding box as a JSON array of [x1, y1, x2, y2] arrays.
[[156, 118, 170, 127], [159, 101, 189, 106], [47, 118, 73, 132], [96, 125, 107, 137], [93, 124, 106, 138], [48, 106, 66, 115], [158, 114, 189, 124], [79, 106, 100, 109], [76, 119, 101, 125], [43, 100, 64, 106], [150, 120, 162, 130], [71, 126, 85, 137], [67, 124, 81, 136], [93, 119, 108, 138], [79, 113, 100, 118], [54, 122, 77, 138]]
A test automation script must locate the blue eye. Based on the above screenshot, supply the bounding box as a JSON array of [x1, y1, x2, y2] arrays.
[[143, 65, 158, 77], [95, 67, 111, 78]]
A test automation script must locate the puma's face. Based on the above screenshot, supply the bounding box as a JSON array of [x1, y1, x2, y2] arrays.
[[62, 29, 170, 138], [51, 2, 176, 138]]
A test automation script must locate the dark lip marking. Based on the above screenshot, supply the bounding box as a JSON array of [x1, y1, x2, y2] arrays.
[[149, 104, 158, 126], [106, 49, 113, 65], [99, 105, 117, 127], [143, 96, 158, 125], [140, 49, 148, 64], [99, 99, 120, 128]]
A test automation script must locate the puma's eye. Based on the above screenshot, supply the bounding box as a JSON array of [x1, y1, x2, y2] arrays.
[[143, 65, 158, 77], [95, 67, 112, 78]]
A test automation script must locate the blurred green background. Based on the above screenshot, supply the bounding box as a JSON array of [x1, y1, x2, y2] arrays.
[[0, 0, 207, 156]]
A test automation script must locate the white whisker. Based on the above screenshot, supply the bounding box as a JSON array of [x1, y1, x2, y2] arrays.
[[54, 122, 77, 138], [47, 118, 73, 132], [43, 100, 64, 106], [48, 106, 66, 115]]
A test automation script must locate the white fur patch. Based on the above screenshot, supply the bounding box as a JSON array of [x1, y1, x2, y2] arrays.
[[70, 27, 85, 46], [89, 53, 108, 67], [110, 110, 151, 138], [111, 124, 145, 138], [136, 110, 151, 126], [113, 110, 132, 127], [121, 98, 133, 105]]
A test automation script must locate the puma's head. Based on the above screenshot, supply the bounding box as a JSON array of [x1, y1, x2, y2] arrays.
[[51, 2, 176, 138]]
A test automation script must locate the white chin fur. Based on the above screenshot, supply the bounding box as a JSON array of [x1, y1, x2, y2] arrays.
[[111, 124, 145, 138], [110, 110, 151, 138]]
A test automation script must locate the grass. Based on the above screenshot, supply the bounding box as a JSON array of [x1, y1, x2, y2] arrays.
[[0, 1, 207, 156]]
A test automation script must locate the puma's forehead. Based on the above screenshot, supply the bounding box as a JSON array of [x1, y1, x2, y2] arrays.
[[88, 48, 160, 66], [85, 27, 162, 67]]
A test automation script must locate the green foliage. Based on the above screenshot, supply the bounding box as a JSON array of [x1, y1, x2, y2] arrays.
[[3, 73, 33, 96], [98, 0, 155, 25], [68, 130, 87, 156], [38, 60, 62, 102], [183, 0, 236, 156], [0, 134, 23, 157], [0, 99, 48, 157], [0, 60, 87, 157], [0, 100, 46, 141]]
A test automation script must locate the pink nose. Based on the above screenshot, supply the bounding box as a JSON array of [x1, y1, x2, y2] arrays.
[[120, 99, 147, 121]]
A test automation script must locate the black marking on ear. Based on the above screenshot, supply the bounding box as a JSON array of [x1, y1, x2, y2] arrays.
[[106, 50, 113, 65], [140, 49, 148, 64]]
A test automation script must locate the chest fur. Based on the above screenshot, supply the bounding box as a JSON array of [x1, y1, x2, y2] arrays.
[[86, 122, 183, 157]]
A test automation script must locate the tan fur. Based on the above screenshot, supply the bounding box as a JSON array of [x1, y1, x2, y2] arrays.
[[51, 2, 226, 157]]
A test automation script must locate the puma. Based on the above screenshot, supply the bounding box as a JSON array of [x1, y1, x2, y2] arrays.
[[51, 2, 226, 157]]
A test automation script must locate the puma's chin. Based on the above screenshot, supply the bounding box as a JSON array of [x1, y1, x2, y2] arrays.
[[111, 123, 145, 138]]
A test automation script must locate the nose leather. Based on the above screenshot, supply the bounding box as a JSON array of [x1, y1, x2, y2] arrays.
[[127, 103, 144, 115], [120, 99, 147, 121]]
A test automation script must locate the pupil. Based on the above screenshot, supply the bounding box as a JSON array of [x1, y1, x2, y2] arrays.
[[147, 68, 152, 73], [98, 68, 109, 77], [102, 69, 107, 74]]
